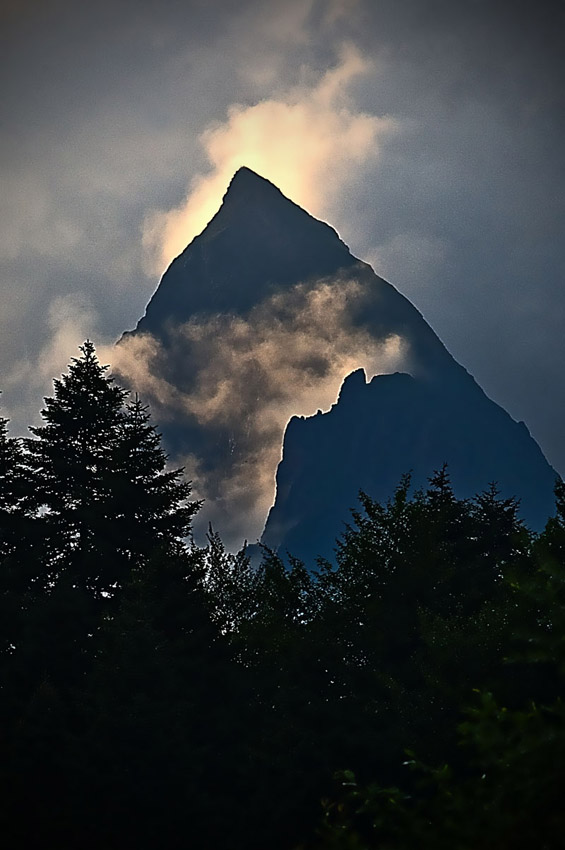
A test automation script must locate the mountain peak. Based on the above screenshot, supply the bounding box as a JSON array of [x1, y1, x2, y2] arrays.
[[132, 166, 358, 334], [338, 368, 367, 404], [230, 165, 268, 185], [221, 167, 291, 210]]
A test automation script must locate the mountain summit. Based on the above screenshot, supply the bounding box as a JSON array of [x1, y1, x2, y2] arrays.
[[220, 166, 300, 211], [206, 167, 319, 235], [119, 168, 559, 555], [133, 167, 355, 337], [130, 168, 459, 380]]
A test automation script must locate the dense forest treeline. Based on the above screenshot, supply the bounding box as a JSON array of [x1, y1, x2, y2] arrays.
[[1, 342, 564, 848]]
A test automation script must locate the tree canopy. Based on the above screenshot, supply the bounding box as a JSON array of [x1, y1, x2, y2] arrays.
[[0, 342, 564, 849]]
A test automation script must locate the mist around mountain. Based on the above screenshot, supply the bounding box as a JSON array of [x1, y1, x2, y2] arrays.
[[115, 167, 558, 557]]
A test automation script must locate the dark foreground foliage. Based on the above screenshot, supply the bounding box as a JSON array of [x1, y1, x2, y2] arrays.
[[1, 343, 564, 848]]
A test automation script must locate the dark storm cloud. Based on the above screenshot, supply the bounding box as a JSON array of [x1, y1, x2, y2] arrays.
[[1, 0, 564, 490]]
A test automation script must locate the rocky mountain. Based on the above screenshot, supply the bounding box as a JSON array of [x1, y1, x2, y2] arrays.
[[262, 368, 557, 564], [133, 166, 356, 334], [119, 167, 558, 558], [126, 167, 466, 384]]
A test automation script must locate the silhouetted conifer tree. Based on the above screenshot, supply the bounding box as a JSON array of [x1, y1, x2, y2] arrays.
[[0, 403, 28, 660], [1, 345, 209, 849], [0, 401, 24, 525], [536, 478, 565, 570], [311, 483, 565, 850], [23, 342, 197, 598], [24, 341, 128, 595], [204, 529, 261, 633], [0, 404, 24, 573], [107, 394, 199, 567], [4, 352, 562, 850], [0, 399, 46, 696]]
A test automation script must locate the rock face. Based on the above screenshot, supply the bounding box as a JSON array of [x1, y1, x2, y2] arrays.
[[127, 167, 463, 384], [261, 369, 558, 564], [133, 166, 356, 333], [120, 166, 559, 556]]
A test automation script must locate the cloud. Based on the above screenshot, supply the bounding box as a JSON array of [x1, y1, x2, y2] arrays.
[[112, 276, 408, 546], [2, 294, 103, 433], [142, 44, 398, 276]]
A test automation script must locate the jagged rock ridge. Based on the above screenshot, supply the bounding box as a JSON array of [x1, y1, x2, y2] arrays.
[[262, 368, 558, 564]]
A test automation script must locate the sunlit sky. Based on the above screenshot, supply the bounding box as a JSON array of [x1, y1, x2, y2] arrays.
[[1, 0, 564, 474]]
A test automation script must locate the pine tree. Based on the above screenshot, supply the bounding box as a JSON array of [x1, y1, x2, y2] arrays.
[[14, 340, 201, 701], [0, 402, 24, 519], [537, 477, 565, 570], [0, 401, 31, 657], [24, 340, 128, 595], [24, 342, 198, 598], [107, 395, 199, 567], [0, 399, 49, 663], [204, 528, 261, 634], [1, 345, 207, 847], [0, 401, 27, 562]]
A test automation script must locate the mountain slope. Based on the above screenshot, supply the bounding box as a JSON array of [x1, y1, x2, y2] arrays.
[[134, 167, 356, 332], [261, 369, 558, 564], [118, 167, 559, 552], [127, 168, 463, 382]]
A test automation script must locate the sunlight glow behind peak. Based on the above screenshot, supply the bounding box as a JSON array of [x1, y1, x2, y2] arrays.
[[142, 45, 398, 277]]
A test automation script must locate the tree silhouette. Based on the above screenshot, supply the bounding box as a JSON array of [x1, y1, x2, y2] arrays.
[[2, 349, 563, 850], [107, 394, 199, 567], [0, 400, 34, 661], [0, 400, 24, 523], [311, 484, 565, 850], [0, 344, 210, 849], [24, 340, 128, 595], [24, 342, 197, 598]]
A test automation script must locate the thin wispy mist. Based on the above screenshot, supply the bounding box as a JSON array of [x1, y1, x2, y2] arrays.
[[2, 294, 104, 433], [142, 44, 398, 276], [112, 277, 408, 545]]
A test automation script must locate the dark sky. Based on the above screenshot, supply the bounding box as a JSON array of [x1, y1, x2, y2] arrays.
[[1, 0, 564, 477]]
